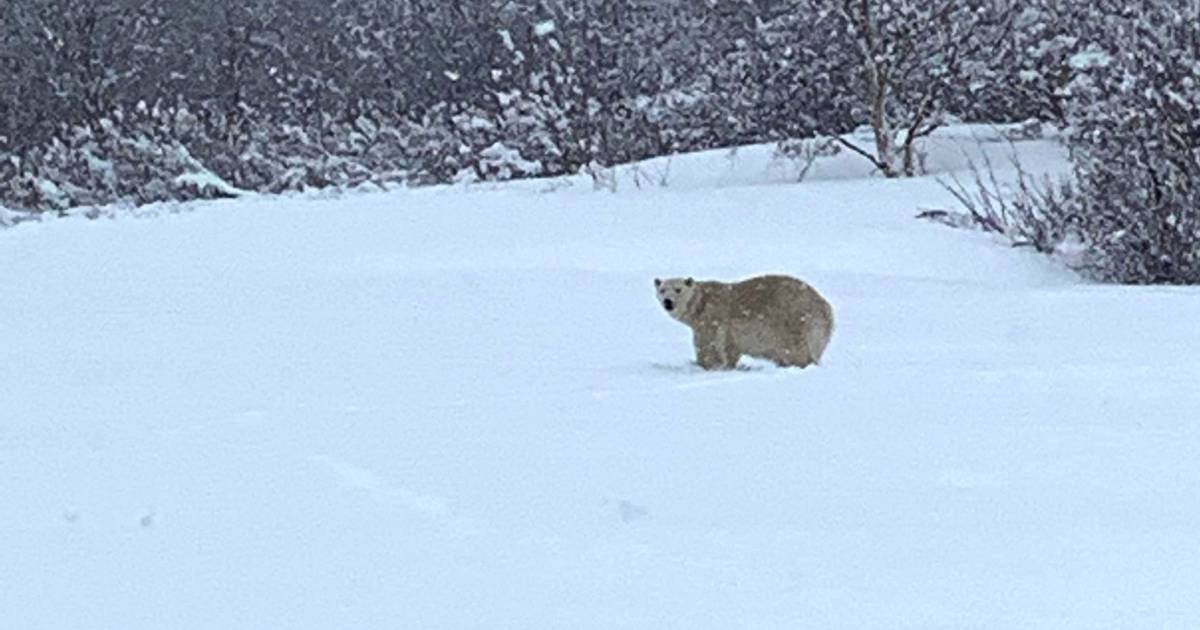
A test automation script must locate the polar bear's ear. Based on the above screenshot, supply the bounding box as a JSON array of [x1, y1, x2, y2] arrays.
[[654, 278, 662, 288], [685, 277, 694, 287]]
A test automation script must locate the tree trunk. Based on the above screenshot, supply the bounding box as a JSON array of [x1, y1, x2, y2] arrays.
[[865, 60, 897, 178]]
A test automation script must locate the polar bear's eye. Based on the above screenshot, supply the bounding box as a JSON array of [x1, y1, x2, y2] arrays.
[[674, 288, 681, 294]]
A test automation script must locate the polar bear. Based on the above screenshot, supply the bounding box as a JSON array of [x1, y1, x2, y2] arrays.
[[654, 274, 834, 370]]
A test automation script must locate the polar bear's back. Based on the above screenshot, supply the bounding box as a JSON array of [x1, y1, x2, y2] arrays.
[[725, 274, 834, 366]]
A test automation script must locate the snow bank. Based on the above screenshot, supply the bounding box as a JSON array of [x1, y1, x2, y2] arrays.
[[480, 122, 1070, 194]]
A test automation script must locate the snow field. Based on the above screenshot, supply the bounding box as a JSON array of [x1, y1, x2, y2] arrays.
[[3, 134, 1200, 629]]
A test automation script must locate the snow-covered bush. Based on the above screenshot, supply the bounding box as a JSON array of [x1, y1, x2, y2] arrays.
[[939, 2, 1200, 284], [1054, 2, 1200, 283], [0, 105, 246, 212], [458, 142, 543, 183], [192, 111, 410, 195]]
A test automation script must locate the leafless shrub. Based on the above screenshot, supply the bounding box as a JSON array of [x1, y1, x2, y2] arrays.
[[935, 145, 1200, 284], [773, 138, 841, 182], [936, 151, 1076, 254]]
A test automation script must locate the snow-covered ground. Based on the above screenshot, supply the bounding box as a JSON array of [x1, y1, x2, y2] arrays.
[[4, 133, 1200, 629]]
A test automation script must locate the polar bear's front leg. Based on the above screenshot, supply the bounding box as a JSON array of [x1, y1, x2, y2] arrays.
[[693, 326, 739, 370]]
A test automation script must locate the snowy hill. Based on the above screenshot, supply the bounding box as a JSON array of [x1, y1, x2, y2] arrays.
[[3, 133, 1200, 629]]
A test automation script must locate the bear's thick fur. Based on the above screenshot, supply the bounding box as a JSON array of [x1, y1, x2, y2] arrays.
[[655, 274, 834, 370]]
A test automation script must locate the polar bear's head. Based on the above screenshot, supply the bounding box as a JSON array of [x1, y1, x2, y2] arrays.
[[654, 277, 697, 322]]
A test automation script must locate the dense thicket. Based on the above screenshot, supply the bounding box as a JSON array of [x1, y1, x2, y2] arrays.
[[1060, 1, 1200, 283], [2, 0, 1197, 284], [0, 0, 1056, 210], [941, 1, 1200, 284]]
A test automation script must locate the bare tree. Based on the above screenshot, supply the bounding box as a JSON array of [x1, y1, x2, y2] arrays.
[[830, 0, 1017, 177]]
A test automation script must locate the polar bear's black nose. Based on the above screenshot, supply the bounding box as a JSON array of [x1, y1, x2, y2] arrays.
[[663, 298, 675, 311]]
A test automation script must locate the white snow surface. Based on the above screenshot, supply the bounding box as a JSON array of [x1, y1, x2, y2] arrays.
[[4, 133, 1200, 629]]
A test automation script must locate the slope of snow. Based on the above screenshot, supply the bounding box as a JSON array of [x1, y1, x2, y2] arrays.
[[495, 122, 1069, 193], [3, 134, 1200, 629]]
